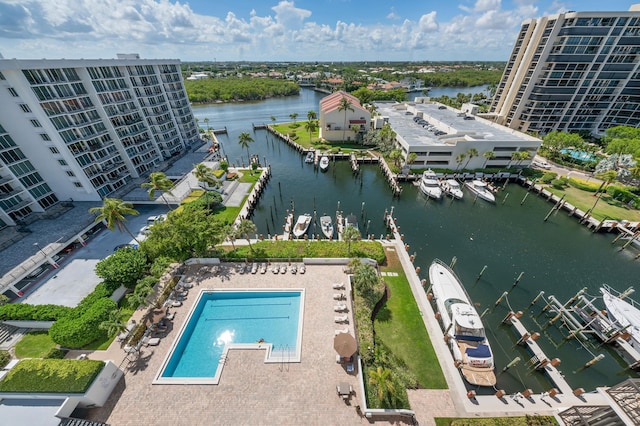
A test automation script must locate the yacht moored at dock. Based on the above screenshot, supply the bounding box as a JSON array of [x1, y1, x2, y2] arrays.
[[429, 259, 496, 387], [441, 179, 464, 199], [464, 180, 495, 203], [419, 169, 442, 200], [292, 214, 312, 238], [320, 215, 334, 239]]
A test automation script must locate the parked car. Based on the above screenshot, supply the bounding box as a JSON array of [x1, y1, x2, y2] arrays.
[[146, 214, 167, 226], [533, 160, 551, 169], [113, 244, 138, 252]]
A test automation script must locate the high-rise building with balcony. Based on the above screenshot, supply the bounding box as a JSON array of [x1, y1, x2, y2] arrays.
[[489, 5, 640, 136], [0, 55, 199, 228]]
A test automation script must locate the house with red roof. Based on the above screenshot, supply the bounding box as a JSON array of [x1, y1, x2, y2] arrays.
[[319, 91, 371, 142]]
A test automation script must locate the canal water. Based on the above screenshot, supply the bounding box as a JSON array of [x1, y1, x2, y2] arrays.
[[192, 88, 639, 394]]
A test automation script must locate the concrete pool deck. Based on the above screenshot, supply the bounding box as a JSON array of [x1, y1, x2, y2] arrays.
[[83, 263, 368, 425]]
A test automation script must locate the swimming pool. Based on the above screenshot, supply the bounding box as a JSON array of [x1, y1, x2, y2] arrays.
[[154, 289, 304, 384], [560, 148, 595, 162]]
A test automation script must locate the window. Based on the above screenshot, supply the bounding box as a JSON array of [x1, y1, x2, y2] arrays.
[[73, 182, 83, 188], [8, 88, 18, 97], [66, 171, 75, 177], [19, 104, 31, 113], [58, 159, 68, 166], [49, 146, 59, 154], [40, 134, 51, 141], [30, 119, 42, 127]]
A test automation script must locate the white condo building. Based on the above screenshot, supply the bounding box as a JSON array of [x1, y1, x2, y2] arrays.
[[374, 100, 541, 170], [0, 55, 199, 228], [490, 5, 640, 136]]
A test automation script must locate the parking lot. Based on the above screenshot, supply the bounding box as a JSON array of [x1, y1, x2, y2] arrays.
[[20, 205, 169, 307]]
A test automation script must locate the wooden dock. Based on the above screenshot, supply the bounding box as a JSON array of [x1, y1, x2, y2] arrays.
[[212, 127, 227, 135]]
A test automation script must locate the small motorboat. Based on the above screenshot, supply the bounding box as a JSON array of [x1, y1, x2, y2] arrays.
[[441, 179, 464, 199], [336, 211, 345, 240], [293, 213, 312, 238], [320, 215, 334, 239], [464, 180, 496, 203], [283, 212, 294, 235], [319, 155, 330, 172], [304, 151, 314, 163], [345, 214, 358, 231]]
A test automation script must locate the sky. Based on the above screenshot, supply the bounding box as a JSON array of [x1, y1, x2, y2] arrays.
[[0, 0, 636, 62]]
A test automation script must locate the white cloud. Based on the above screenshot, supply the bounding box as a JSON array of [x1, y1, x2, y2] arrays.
[[474, 0, 501, 12], [271, 1, 311, 29], [418, 12, 438, 32]]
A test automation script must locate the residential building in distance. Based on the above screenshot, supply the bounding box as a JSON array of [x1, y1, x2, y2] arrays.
[[489, 5, 640, 136], [375, 99, 541, 169], [319, 91, 371, 142], [0, 55, 199, 227]]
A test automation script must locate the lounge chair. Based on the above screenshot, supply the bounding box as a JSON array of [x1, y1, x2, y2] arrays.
[[165, 311, 175, 321], [335, 327, 349, 335], [332, 282, 345, 290], [117, 331, 129, 342], [299, 265, 306, 274], [171, 300, 182, 307], [143, 336, 161, 346], [333, 293, 345, 300], [335, 315, 349, 324], [334, 303, 348, 312]]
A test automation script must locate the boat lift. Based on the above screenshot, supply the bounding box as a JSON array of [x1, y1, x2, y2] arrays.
[[532, 286, 640, 370]]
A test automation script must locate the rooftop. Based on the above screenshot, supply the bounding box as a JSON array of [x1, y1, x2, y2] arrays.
[[374, 101, 539, 149]]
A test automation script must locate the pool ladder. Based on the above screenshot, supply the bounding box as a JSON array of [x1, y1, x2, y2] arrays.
[[278, 344, 291, 372], [219, 353, 229, 366]]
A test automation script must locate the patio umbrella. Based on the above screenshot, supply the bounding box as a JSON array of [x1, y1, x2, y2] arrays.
[[334, 332, 357, 357], [146, 308, 166, 326]]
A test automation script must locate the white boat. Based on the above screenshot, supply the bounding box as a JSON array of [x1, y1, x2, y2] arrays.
[[319, 155, 330, 172], [601, 286, 640, 349], [464, 180, 495, 203], [441, 179, 464, 200], [293, 213, 312, 238], [419, 169, 442, 199], [345, 214, 358, 231], [429, 259, 496, 387], [304, 151, 314, 163], [320, 215, 334, 239], [283, 212, 294, 235]]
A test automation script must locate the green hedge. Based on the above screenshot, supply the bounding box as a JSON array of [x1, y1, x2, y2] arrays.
[[0, 350, 9, 369], [0, 304, 70, 321], [0, 359, 104, 393], [607, 185, 640, 206], [568, 178, 600, 192], [212, 169, 225, 179], [49, 298, 116, 348], [540, 172, 557, 184]]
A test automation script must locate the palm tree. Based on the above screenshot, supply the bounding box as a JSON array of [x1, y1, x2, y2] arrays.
[[368, 366, 396, 405], [338, 96, 354, 142], [238, 131, 254, 164], [351, 263, 378, 295], [236, 219, 257, 253], [141, 172, 174, 210], [203, 117, 210, 130], [482, 150, 495, 168], [222, 225, 238, 250], [270, 116, 276, 124], [192, 163, 218, 190], [406, 152, 418, 166], [463, 148, 478, 169], [289, 113, 298, 124], [350, 124, 361, 143], [341, 226, 360, 256], [126, 281, 154, 309], [99, 308, 128, 337], [455, 153, 466, 172], [517, 151, 531, 168], [89, 198, 140, 243], [585, 170, 617, 219], [389, 149, 403, 168], [304, 120, 317, 143], [508, 151, 519, 168], [307, 110, 317, 121]]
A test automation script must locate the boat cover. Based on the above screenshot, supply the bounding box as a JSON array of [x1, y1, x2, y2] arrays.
[[465, 343, 491, 358]]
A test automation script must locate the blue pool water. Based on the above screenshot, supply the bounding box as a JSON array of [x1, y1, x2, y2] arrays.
[[560, 148, 595, 162], [161, 290, 302, 379]]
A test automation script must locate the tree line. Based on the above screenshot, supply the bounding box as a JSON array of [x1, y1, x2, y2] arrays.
[[185, 77, 300, 103]]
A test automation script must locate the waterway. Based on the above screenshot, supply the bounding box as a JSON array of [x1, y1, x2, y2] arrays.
[[192, 88, 639, 394]]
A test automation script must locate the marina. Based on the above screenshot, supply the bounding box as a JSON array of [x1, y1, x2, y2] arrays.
[[193, 88, 639, 393]]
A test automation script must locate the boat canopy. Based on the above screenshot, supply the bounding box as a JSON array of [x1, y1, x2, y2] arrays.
[[466, 343, 491, 358]]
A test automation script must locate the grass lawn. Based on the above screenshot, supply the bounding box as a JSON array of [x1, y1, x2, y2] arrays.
[[376, 251, 447, 389], [15, 331, 57, 359], [272, 122, 368, 153], [212, 205, 241, 224], [547, 186, 640, 222], [435, 416, 557, 426]]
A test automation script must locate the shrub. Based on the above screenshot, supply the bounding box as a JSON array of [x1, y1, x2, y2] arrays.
[[149, 256, 174, 278], [44, 348, 66, 359], [551, 178, 568, 189], [95, 247, 148, 289], [0, 350, 9, 368], [0, 304, 70, 321], [226, 172, 238, 180], [0, 359, 104, 393], [76, 282, 120, 311], [568, 178, 600, 192], [49, 298, 116, 348], [540, 172, 557, 184], [212, 169, 225, 179], [607, 185, 640, 205], [220, 160, 229, 172]]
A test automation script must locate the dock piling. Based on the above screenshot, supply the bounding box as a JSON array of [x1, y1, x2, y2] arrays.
[[476, 265, 487, 281]]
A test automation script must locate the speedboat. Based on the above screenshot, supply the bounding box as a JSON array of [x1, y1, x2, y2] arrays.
[[601, 286, 640, 350], [304, 151, 314, 163], [441, 179, 463, 200], [419, 169, 442, 199], [319, 155, 330, 172], [293, 213, 312, 238], [283, 212, 294, 235], [345, 214, 358, 231], [464, 180, 495, 203], [320, 215, 334, 239], [429, 259, 496, 387]]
